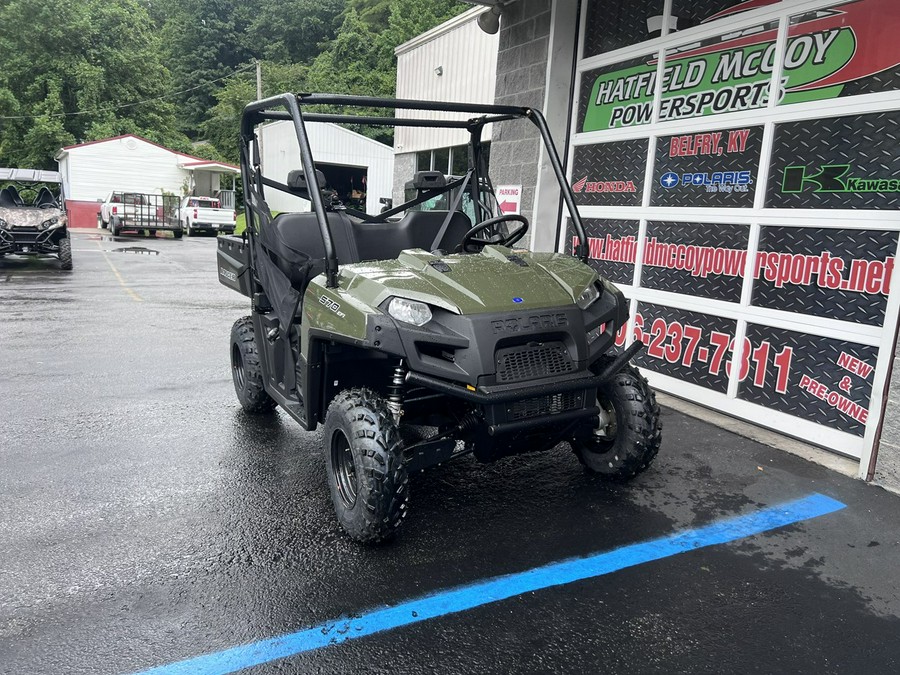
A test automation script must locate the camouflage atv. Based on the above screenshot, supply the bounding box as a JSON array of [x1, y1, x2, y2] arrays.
[[0, 169, 71, 270], [218, 94, 661, 543]]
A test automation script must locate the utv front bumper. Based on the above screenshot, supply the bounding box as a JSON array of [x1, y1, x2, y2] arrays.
[[406, 341, 640, 436], [0, 226, 66, 255]]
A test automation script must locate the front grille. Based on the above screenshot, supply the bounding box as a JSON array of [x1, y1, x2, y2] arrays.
[[507, 391, 584, 421], [12, 229, 41, 245], [496, 341, 575, 383]]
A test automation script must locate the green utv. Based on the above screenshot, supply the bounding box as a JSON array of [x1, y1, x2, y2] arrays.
[[218, 94, 661, 543]]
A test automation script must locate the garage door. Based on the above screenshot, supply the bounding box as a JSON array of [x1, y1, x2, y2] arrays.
[[561, 0, 900, 459]]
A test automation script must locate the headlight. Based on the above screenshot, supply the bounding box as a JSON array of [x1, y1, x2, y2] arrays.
[[41, 217, 63, 230], [388, 297, 433, 326], [576, 283, 600, 309]]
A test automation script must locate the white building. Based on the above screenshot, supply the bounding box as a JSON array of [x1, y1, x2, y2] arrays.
[[392, 7, 499, 204], [260, 120, 394, 216], [55, 134, 239, 228]]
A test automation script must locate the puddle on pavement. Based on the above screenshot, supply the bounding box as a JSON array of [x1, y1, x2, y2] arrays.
[[114, 246, 159, 255]]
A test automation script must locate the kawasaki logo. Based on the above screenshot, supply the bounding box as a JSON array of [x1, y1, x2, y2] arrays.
[[572, 176, 637, 193], [782, 164, 900, 194]]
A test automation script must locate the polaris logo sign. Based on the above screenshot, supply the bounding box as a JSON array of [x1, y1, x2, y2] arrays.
[[491, 313, 569, 334], [660, 170, 753, 191]]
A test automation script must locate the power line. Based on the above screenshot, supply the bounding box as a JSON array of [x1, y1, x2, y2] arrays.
[[0, 61, 258, 121]]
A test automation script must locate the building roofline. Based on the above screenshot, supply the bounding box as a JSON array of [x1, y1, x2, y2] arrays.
[[54, 134, 238, 169], [395, 6, 488, 56]]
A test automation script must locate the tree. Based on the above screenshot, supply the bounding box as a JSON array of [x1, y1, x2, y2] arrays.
[[0, 0, 470, 167], [160, 0, 256, 136], [0, 0, 187, 169], [248, 0, 344, 64], [304, 0, 468, 143], [203, 61, 310, 162]]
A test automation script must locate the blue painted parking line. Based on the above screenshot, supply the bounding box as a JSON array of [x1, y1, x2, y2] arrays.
[[134, 493, 845, 675]]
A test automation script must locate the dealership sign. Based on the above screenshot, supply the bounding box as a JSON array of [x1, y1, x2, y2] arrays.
[[582, 0, 900, 131]]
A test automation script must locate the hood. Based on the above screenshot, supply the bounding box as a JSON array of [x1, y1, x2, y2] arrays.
[[0, 206, 63, 228], [337, 246, 598, 315]]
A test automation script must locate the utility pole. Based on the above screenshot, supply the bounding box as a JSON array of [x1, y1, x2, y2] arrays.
[[256, 60, 263, 165]]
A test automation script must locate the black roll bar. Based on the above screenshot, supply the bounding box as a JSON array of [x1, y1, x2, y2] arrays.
[[242, 94, 339, 287], [239, 93, 590, 289], [527, 108, 589, 262]]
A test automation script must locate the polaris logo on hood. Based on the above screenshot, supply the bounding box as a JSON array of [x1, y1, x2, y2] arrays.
[[491, 313, 568, 334]]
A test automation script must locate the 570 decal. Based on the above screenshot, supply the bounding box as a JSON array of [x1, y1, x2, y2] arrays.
[[615, 312, 794, 393]]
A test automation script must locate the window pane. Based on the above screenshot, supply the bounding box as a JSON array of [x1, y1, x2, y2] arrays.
[[781, 2, 900, 105], [583, 0, 665, 58], [451, 145, 468, 175], [433, 148, 450, 174], [578, 54, 656, 133], [660, 23, 778, 123], [416, 151, 431, 172]]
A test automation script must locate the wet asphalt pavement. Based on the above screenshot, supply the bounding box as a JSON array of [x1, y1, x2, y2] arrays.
[[2, 230, 900, 674]]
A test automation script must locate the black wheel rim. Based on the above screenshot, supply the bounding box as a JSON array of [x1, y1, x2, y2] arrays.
[[231, 343, 245, 390], [331, 430, 358, 509]]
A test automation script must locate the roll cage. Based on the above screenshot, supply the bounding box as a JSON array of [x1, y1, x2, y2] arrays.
[[239, 93, 590, 289], [0, 168, 64, 209]]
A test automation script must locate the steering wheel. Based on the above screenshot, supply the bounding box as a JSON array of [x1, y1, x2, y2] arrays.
[[459, 214, 529, 253]]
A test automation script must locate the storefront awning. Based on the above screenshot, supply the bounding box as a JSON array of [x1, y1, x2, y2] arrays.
[[178, 160, 240, 174]]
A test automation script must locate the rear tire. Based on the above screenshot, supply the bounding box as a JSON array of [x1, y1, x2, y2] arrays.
[[110, 218, 120, 237], [230, 316, 277, 413], [570, 360, 661, 481], [324, 389, 409, 544], [173, 229, 183, 239], [58, 236, 73, 270]]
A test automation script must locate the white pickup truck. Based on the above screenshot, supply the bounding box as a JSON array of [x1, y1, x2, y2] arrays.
[[178, 196, 236, 236]]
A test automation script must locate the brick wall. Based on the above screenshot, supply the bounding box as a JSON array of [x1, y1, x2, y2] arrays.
[[490, 0, 552, 238], [65, 200, 102, 229]]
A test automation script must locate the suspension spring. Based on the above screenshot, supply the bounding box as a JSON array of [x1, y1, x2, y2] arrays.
[[387, 360, 406, 423]]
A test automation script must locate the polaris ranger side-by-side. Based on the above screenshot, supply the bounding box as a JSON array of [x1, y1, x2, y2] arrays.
[[218, 94, 661, 543]]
